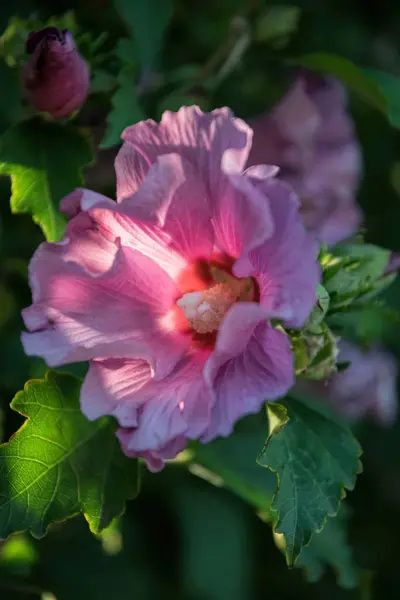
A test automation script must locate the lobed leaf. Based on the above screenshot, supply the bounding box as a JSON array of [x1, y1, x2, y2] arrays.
[[257, 397, 362, 565], [0, 371, 140, 539]]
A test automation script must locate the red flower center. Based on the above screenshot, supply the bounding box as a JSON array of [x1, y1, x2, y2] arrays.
[[173, 255, 257, 348]]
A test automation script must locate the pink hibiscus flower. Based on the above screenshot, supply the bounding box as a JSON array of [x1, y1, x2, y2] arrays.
[[22, 106, 320, 471], [247, 73, 362, 245]]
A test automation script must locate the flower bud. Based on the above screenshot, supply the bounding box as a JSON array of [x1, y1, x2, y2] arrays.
[[22, 27, 90, 118]]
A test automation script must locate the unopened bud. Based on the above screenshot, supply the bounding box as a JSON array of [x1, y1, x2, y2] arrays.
[[22, 27, 90, 118]]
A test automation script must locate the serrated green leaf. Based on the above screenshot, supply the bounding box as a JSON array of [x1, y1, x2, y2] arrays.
[[101, 67, 145, 149], [295, 53, 400, 128], [0, 371, 140, 539], [257, 397, 362, 565], [296, 508, 359, 588], [114, 0, 174, 69], [0, 120, 93, 241]]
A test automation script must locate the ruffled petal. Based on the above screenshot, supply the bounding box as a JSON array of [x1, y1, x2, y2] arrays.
[[234, 178, 320, 328], [116, 106, 253, 200], [86, 155, 214, 279], [22, 244, 188, 376], [211, 171, 274, 259], [122, 436, 188, 472], [84, 353, 211, 459], [60, 187, 114, 218], [81, 358, 152, 422], [202, 321, 293, 441]]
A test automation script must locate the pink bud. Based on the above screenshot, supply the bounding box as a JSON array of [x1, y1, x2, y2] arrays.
[[22, 27, 90, 118]]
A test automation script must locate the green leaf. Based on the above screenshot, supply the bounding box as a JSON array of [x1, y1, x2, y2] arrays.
[[114, 0, 175, 69], [324, 243, 391, 310], [0, 120, 93, 242], [0, 371, 140, 539], [295, 53, 400, 128], [296, 508, 359, 588], [101, 67, 145, 149], [257, 397, 362, 565]]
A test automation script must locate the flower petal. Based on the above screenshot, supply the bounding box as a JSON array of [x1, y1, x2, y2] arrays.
[[85, 353, 211, 457], [22, 244, 187, 376], [85, 155, 214, 279], [117, 353, 211, 451], [60, 187, 114, 218], [122, 437, 188, 472], [202, 321, 293, 441], [234, 179, 320, 327], [81, 358, 152, 422], [116, 106, 253, 200], [211, 172, 274, 259]]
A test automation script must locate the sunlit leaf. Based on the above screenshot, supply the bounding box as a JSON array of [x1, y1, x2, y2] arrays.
[[0, 120, 93, 241], [0, 371, 140, 539]]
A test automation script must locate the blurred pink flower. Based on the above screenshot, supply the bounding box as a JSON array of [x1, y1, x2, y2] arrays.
[[22, 106, 320, 470], [23, 27, 90, 118], [299, 341, 398, 425], [247, 73, 362, 245]]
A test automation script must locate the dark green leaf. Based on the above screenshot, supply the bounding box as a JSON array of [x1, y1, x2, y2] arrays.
[[0, 371, 140, 539], [296, 53, 400, 128], [101, 67, 145, 149], [257, 397, 362, 565], [305, 283, 330, 333], [296, 508, 359, 588], [114, 0, 175, 69], [0, 120, 93, 241], [324, 243, 391, 310]]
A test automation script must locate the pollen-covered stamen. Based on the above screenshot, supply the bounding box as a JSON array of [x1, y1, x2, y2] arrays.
[[176, 271, 255, 334]]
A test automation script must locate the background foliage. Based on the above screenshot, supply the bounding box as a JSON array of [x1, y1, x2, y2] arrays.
[[1, 0, 400, 598]]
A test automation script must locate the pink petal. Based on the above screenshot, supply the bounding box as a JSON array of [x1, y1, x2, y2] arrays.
[[84, 155, 214, 280], [60, 187, 114, 218], [116, 106, 253, 201], [22, 244, 188, 376], [123, 436, 188, 472], [202, 320, 294, 441], [121, 154, 214, 264], [211, 172, 274, 259], [85, 353, 211, 456], [81, 358, 152, 422], [116, 353, 211, 451], [234, 179, 320, 328]]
